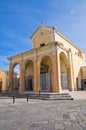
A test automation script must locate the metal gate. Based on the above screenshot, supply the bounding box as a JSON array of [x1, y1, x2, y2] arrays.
[[61, 73, 69, 89], [13, 78, 20, 91], [25, 76, 33, 91], [40, 72, 52, 92]]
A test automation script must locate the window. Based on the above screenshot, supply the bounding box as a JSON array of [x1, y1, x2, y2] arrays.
[[40, 32, 43, 35], [40, 43, 45, 47]]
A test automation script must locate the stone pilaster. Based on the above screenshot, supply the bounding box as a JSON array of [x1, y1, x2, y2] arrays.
[[33, 60, 40, 92], [56, 48, 61, 92], [52, 46, 61, 92], [9, 70, 13, 92], [8, 64, 13, 92], [68, 51, 74, 91], [37, 65, 40, 92], [19, 62, 25, 92]]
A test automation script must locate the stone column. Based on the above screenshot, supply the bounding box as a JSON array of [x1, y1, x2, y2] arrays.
[[33, 60, 40, 92], [52, 46, 61, 92], [19, 61, 25, 92], [33, 60, 38, 92], [8, 64, 13, 92], [37, 64, 40, 92], [68, 50, 74, 91]]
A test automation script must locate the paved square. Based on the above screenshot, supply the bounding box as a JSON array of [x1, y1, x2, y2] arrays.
[[0, 92, 86, 130]]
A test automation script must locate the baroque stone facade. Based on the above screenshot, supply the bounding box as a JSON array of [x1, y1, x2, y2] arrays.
[[8, 25, 86, 92]]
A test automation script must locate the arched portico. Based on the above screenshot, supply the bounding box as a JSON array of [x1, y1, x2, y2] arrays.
[[24, 60, 34, 91], [60, 52, 69, 90], [9, 63, 20, 92], [40, 55, 52, 92], [8, 45, 73, 93]]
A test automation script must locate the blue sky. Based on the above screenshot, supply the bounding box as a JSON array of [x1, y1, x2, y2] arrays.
[[0, 0, 86, 70]]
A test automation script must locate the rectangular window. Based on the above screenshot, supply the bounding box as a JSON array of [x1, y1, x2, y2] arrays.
[[40, 43, 45, 47]]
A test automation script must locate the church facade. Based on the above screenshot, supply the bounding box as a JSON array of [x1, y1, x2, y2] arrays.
[[8, 25, 86, 92]]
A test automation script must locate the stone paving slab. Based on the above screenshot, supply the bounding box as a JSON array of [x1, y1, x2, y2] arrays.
[[0, 95, 86, 130]]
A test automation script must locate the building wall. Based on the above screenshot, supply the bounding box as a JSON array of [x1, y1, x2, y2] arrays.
[[54, 31, 86, 90], [0, 70, 8, 92], [55, 32, 85, 60], [81, 67, 86, 79], [72, 54, 86, 90], [0, 69, 20, 92]]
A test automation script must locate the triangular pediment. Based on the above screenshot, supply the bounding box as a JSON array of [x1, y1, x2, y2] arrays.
[[30, 25, 53, 40], [30, 25, 57, 48]]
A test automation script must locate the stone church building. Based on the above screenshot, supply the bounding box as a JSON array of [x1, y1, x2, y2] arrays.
[[7, 25, 86, 93], [0, 69, 19, 92]]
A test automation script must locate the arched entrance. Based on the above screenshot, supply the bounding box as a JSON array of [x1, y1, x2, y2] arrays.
[[40, 55, 52, 92], [12, 64, 20, 91], [24, 60, 34, 91], [60, 52, 69, 90]]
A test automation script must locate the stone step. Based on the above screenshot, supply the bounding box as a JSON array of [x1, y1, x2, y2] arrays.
[[0, 92, 73, 100]]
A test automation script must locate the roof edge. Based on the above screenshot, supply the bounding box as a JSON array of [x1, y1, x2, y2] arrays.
[[57, 31, 83, 52], [30, 25, 56, 39]]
